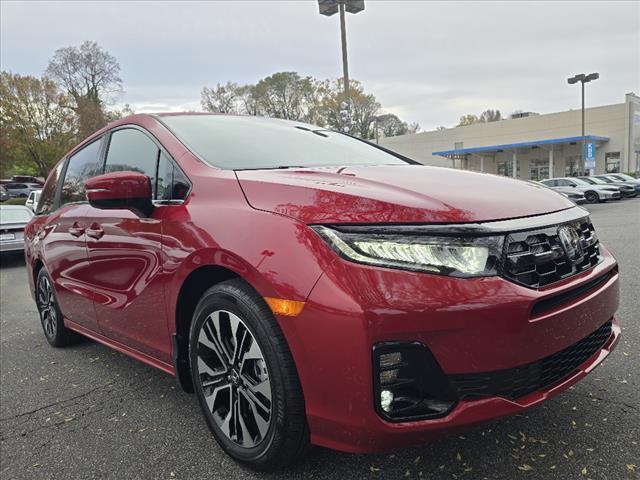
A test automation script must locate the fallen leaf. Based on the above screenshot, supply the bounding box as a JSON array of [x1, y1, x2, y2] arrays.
[[517, 464, 533, 471]]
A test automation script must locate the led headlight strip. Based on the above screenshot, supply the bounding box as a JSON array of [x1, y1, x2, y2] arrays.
[[312, 225, 503, 277]]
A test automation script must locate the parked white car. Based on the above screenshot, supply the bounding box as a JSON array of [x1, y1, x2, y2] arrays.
[[540, 177, 621, 203], [0, 205, 34, 253], [25, 189, 42, 212]]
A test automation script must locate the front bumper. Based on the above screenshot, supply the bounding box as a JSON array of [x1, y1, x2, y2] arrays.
[[601, 191, 621, 200], [280, 247, 620, 453]]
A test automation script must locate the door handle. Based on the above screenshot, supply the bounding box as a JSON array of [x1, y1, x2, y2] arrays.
[[86, 223, 104, 240], [68, 223, 85, 237]]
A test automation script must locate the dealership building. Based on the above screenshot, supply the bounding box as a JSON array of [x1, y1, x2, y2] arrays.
[[381, 93, 640, 180]]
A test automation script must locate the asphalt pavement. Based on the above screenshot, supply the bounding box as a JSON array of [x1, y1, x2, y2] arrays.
[[1, 199, 638, 480]]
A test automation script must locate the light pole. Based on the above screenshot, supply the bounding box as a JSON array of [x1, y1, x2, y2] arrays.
[[318, 0, 365, 97], [567, 72, 599, 174]]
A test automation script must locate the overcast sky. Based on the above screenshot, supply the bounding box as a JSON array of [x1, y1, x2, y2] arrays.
[[1, 1, 638, 130]]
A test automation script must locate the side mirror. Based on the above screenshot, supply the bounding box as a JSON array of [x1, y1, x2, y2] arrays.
[[85, 171, 153, 217]]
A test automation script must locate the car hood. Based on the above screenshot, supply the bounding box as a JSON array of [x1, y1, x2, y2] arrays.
[[235, 165, 575, 224]]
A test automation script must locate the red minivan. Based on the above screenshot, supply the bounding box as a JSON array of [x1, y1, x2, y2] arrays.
[[24, 114, 620, 470]]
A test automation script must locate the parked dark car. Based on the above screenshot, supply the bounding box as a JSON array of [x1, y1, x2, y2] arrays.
[[24, 114, 620, 470], [594, 175, 640, 196], [606, 173, 640, 185], [0, 205, 34, 253]]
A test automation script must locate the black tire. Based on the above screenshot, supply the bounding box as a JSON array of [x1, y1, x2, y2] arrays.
[[189, 279, 309, 471], [584, 191, 600, 203], [35, 268, 80, 347]]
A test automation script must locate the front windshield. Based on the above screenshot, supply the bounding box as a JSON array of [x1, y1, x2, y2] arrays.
[[596, 176, 614, 183], [160, 115, 410, 170]]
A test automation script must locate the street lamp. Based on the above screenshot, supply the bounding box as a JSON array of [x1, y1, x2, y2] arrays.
[[567, 72, 599, 174], [318, 0, 365, 97]]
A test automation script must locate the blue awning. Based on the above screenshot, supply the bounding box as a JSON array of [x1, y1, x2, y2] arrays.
[[433, 135, 609, 157]]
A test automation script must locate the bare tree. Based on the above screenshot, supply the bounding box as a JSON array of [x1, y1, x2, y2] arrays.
[[201, 82, 239, 113], [46, 41, 122, 137], [479, 109, 502, 122]]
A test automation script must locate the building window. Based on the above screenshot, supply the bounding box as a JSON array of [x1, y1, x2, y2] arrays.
[[454, 141, 464, 150], [605, 152, 621, 173], [529, 159, 549, 181], [565, 155, 581, 176], [497, 160, 520, 178]]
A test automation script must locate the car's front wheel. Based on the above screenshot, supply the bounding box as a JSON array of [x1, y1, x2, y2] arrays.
[[189, 279, 309, 471], [584, 191, 600, 203]]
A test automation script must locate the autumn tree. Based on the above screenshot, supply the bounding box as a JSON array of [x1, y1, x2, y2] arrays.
[[457, 114, 480, 126], [46, 41, 122, 138], [320, 79, 380, 138], [0, 72, 76, 177], [198, 73, 417, 140]]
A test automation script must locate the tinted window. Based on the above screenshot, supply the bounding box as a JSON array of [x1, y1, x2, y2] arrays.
[[37, 162, 62, 214], [157, 152, 190, 201], [105, 129, 159, 195], [61, 139, 104, 205], [556, 179, 571, 187], [540, 179, 555, 187], [161, 115, 409, 170]]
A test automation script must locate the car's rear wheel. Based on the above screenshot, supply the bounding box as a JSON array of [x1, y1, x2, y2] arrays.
[[584, 191, 600, 203], [36, 268, 79, 347], [189, 279, 309, 471]]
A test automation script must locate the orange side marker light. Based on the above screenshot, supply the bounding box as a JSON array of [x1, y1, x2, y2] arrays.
[[264, 297, 305, 317]]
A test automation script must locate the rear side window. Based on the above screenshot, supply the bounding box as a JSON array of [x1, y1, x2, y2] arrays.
[[61, 138, 104, 206], [105, 129, 160, 196], [35, 162, 64, 215]]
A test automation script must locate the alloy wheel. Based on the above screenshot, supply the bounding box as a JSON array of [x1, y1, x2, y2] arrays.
[[37, 275, 57, 338], [195, 310, 272, 448]]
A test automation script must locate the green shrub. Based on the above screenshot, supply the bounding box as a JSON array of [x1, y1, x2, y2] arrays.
[[1, 197, 27, 205]]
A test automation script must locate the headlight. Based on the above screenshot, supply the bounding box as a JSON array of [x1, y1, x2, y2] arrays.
[[312, 226, 504, 277]]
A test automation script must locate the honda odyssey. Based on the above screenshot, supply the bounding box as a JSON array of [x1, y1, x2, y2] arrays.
[[24, 114, 620, 470]]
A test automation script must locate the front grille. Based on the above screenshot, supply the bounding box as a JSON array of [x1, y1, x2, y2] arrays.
[[503, 219, 601, 288], [450, 319, 613, 400]]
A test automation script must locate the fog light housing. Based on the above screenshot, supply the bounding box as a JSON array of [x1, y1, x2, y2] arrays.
[[373, 342, 458, 422]]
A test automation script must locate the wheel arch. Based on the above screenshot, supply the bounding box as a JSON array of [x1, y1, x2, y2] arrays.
[[585, 189, 601, 200], [173, 264, 239, 392]]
